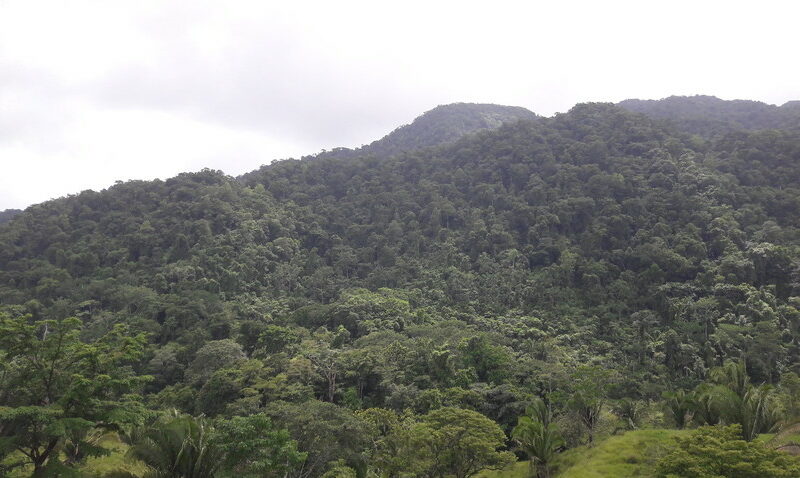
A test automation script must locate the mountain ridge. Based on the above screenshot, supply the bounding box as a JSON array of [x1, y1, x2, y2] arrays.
[[305, 102, 537, 160], [618, 94, 800, 135]]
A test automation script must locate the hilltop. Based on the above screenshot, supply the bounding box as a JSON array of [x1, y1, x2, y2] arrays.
[[309, 102, 537, 160]]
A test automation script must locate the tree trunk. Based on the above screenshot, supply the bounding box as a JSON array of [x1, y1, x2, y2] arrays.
[[536, 462, 551, 478], [327, 371, 337, 402]]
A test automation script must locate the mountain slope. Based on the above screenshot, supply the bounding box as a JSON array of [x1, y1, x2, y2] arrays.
[[312, 102, 537, 160], [3, 98, 800, 477], [1, 99, 799, 420], [619, 95, 800, 136]]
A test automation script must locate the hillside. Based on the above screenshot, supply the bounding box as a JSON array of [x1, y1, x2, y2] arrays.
[[3, 99, 800, 397], [479, 429, 685, 478], [2, 98, 800, 477], [619, 95, 800, 136]]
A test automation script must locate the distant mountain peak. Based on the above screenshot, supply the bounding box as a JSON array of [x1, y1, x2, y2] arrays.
[[314, 102, 537, 160]]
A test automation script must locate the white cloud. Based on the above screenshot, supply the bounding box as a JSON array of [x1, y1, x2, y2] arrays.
[[1, 0, 798, 209]]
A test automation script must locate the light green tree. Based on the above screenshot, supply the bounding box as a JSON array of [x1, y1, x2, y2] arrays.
[[0, 315, 147, 477], [407, 407, 515, 478], [214, 414, 306, 478], [657, 425, 800, 478]]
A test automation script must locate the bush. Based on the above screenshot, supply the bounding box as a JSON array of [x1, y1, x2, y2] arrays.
[[657, 425, 800, 478]]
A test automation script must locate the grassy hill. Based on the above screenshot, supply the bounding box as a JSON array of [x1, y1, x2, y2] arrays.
[[554, 429, 685, 478], [479, 429, 686, 478]]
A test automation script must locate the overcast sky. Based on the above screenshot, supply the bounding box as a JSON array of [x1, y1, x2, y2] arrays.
[[1, 0, 798, 210]]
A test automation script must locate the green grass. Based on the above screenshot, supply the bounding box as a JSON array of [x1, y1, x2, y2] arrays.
[[5, 434, 147, 478], [758, 422, 800, 451], [477, 460, 531, 477], [553, 429, 685, 478], [79, 434, 147, 477], [479, 429, 686, 478]]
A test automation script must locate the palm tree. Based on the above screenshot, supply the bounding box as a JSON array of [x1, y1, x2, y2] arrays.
[[691, 384, 723, 426], [512, 399, 564, 478], [710, 359, 749, 399], [127, 415, 223, 478], [662, 390, 692, 429], [698, 360, 782, 441], [739, 384, 781, 441]]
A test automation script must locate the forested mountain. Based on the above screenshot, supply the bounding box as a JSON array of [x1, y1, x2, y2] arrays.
[[3, 99, 800, 477], [306, 102, 537, 161], [619, 95, 800, 137], [0, 209, 21, 224]]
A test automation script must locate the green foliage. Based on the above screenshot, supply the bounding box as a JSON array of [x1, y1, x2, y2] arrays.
[[0, 208, 21, 224], [656, 425, 800, 478], [403, 407, 515, 478], [661, 390, 691, 429], [264, 400, 370, 478], [309, 103, 538, 161], [186, 340, 246, 385], [512, 399, 563, 478], [691, 384, 724, 426], [693, 360, 782, 441], [127, 414, 222, 478], [320, 460, 357, 478], [611, 398, 646, 431], [356, 407, 426, 477], [619, 95, 800, 137], [326, 288, 416, 337], [214, 414, 305, 478], [568, 366, 612, 444], [476, 460, 530, 478], [0, 315, 146, 476], [779, 371, 800, 419], [3, 98, 800, 476]]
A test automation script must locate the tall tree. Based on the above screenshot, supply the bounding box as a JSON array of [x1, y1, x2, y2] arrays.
[[407, 407, 515, 478], [214, 414, 306, 478], [0, 315, 146, 476]]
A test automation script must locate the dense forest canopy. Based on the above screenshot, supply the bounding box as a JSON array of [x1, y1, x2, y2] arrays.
[[2, 97, 800, 477], [619, 95, 800, 137], [0, 209, 21, 225]]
